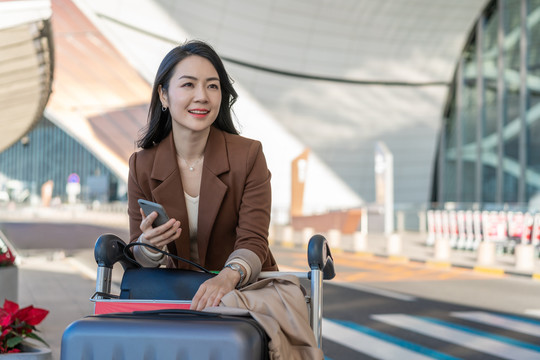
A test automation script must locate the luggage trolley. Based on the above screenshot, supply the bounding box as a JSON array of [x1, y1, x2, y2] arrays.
[[61, 233, 335, 359]]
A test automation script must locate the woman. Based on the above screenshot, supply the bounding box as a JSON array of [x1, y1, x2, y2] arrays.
[[127, 40, 278, 311]]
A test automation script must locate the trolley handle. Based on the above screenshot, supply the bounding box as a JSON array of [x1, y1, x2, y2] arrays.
[[307, 234, 335, 280], [94, 234, 140, 270]]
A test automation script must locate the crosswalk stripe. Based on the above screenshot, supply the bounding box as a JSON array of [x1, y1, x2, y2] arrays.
[[323, 318, 441, 360], [451, 311, 540, 337], [332, 282, 417, 301], [421, 316, 540, 353], [372, 314, 540, 360], [324, 319, 460, 360]]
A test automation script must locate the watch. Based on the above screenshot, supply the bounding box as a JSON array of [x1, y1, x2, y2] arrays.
[[224, 263, 245, 288]]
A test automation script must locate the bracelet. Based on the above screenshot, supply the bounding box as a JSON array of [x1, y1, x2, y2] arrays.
[[223, 263, 245, 288]]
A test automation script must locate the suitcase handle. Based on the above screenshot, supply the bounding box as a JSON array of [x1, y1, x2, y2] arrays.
[[95, 234, 140, 270], [132, 309, 220, 317], [307, 234, 335, 280], [96, 309, 221, 318]]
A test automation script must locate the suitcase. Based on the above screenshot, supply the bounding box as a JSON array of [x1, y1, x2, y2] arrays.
[[61, 310, 268, 360], [61, 234, 335, 359]]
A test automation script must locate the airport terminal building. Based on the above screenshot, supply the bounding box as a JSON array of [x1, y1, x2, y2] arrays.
[[434, 0, 540, 210], [1, 0, 539, 224]]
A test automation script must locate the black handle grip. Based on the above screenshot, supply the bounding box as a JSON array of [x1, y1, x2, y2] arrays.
[[94, 234, 140, 270], [307, 234, 335, 280], [322, 255, 336, 280], [133, 309, 219, 317]]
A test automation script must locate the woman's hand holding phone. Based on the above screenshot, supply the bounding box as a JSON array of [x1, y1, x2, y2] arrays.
[[138, 204, 181, 251]]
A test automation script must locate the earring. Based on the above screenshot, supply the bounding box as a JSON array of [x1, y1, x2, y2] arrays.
[[161, 106, 167, 112]]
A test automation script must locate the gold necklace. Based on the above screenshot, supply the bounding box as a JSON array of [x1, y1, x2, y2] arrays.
[[176, 153, 204, 171]]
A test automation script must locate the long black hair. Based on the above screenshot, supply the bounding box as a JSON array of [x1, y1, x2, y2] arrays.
[[137, 40, 239, 149]]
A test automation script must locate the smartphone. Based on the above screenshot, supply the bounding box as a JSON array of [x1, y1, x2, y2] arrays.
[[138, 199, 170, 227]]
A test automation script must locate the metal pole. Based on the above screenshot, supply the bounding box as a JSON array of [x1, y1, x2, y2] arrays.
[[95, 266, 112, 300], [476, 14, 485, 203], [310, 269, 323, 348], [518, 0, 529, 203], [438, 119, 446, 204], [496, 0, 506, 203], [456, 57, 464, 203]]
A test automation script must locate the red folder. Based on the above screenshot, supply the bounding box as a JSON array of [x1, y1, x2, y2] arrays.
[[92, 299, 191, 315]]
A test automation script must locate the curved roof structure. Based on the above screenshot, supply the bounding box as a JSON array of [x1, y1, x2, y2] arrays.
[[75, 0, 488, 211], [0, 0, 491, 215], [45, 0, 151, 181], [0, 0, 54, 152]]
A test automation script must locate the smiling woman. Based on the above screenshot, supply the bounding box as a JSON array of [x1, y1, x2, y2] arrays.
[[158, 56, 222, 138], [127, 40, 278, 311]]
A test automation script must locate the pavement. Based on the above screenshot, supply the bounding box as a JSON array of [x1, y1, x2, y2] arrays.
[[3, 217, 540, 359], [334, 231, 540, 278]]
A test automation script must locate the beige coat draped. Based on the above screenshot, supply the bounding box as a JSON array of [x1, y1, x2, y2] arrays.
[[206, 275, 324, 360]]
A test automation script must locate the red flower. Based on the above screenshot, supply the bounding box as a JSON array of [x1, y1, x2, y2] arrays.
[[0, 300, 49, 354], [0, 247, 15, 267], [15, 306, 49, 327], [2, 299, 18, 314]]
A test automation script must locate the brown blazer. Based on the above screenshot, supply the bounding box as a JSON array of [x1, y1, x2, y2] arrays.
[[127, 126, 278, 272]]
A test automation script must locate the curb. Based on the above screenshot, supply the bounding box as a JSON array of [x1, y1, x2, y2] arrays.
[[327, 248, 540, 281]]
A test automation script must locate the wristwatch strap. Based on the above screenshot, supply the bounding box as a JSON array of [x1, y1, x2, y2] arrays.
[[224, 263, 245, 288]]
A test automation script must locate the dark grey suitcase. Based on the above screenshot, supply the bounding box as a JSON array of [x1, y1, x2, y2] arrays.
[[61, 310, 268, 360]]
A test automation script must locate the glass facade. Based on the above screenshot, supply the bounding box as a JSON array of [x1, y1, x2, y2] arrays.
[[434, 0, 540, 211], [0, 116, 124, 203]]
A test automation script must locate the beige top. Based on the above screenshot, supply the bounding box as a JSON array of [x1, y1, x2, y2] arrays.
[[184, 192, 200, 264]]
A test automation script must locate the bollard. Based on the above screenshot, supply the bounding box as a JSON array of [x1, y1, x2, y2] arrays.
[[397, 211, 405, 232], [340, 234, 353, 252], [293, 230, 303, 247], [514, 244, 536, 271], [476, 241, 496, 266], [361, 208, 368, 236], [281, 225, 294, 248], [386, 233, 402, 255], [353, 231, 368, 252], [327, 229, 341, 249], [433, 237, 451, 260], [302, 227, 315, 247]]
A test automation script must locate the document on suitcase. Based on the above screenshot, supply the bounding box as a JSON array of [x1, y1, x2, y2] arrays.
[[61, 309, 269, 360]]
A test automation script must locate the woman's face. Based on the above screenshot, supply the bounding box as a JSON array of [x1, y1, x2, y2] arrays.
[[160, 55, 222, 134]]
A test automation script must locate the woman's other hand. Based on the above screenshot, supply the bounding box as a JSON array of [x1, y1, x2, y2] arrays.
[[139, 208, 181, 250], [190, 267, 241, 310]]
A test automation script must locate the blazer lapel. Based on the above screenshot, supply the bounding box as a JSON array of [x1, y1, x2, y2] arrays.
[[197, 127, 229, 266], [150, 133, 191, 266]]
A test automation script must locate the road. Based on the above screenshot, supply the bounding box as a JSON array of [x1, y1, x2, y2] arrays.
[[298, 250, 540, 360], [3, 222, 540, 359]]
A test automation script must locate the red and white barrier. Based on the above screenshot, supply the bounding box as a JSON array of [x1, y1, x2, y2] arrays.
[[464, 210, 475, 250], [507, 212, 525, 241], [426, 210, 436, 246], [456, 210, 467, 249], [532, 213, 540, 246], [448, 210, 459, 248], [472, 210, 483, 250], [481, 211, 507, 243]]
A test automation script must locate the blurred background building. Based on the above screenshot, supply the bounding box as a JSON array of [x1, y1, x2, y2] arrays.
[[433, 0, 540, 212], [1, 0, 538, 229]]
